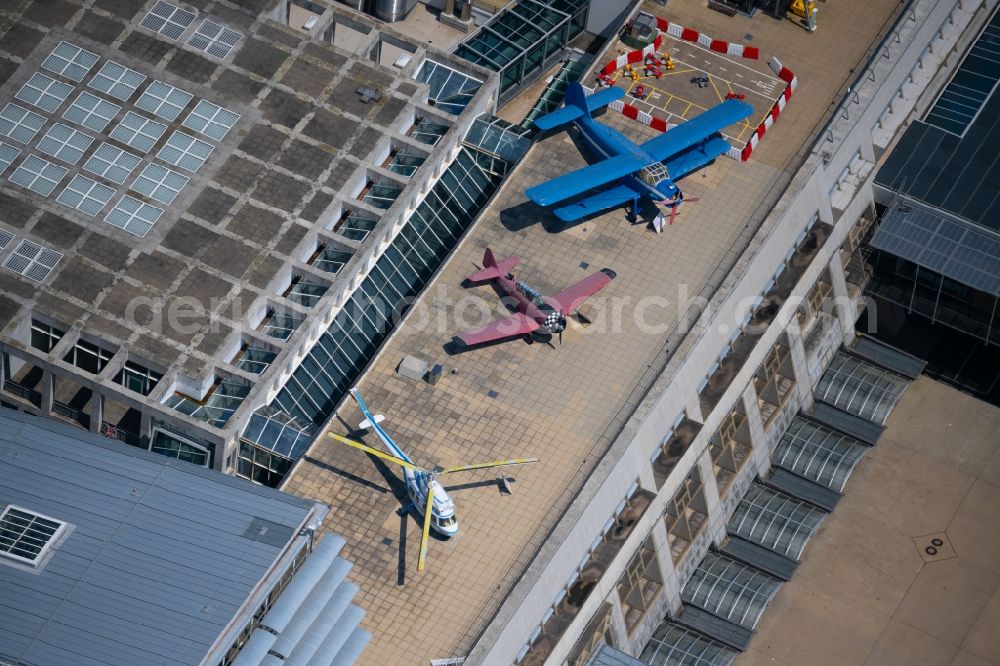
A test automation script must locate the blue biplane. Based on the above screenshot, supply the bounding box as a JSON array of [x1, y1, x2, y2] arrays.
[[525, 82, 753, 225]]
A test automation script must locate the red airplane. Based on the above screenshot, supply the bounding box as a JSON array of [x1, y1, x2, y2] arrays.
[[455, 248, 616, 347]]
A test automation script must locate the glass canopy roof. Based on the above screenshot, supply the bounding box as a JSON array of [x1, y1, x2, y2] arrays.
[[682, 552, 782, 630], [454, 0, 585, 99], [815, 352, 908, 425], [773, 417, 867, 492], [728, 483, 827, 561], [870, 201, 1000, 298], [640, 623, 737, 666], [165, 376, 251, 428], [242, 406, 316, 460], [414, 60, 482, 116], [463, 115, 532, 162]]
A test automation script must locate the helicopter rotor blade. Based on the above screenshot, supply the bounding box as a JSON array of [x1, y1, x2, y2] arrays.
[[438, 457, 540, 475], [327, 432, 423, 472], [416, 482, 436, 572]]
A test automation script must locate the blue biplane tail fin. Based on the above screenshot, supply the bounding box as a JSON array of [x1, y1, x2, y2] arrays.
[[564, 80, 588, 111], [532, 82, 625, 132]]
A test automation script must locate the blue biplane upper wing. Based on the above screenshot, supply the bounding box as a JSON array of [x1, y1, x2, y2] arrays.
[[526, 153, 643, 207], [533, 84, 625, 131], [663, 136, 732, 181], [641, 99, 753, 162], [553, 183, 641, 222]]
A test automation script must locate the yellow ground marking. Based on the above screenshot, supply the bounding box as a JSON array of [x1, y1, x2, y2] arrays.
[[708, 75, 724, 104], [612, 46, 785, 149]]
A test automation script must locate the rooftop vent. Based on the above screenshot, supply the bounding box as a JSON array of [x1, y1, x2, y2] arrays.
[[357, 86, 382, 104], [0, 505, 68, 567]]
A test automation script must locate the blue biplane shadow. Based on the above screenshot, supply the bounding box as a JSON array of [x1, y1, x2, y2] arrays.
[[523, 81, 753, 226]]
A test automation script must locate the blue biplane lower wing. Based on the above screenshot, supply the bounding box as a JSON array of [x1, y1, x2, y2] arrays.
[[663, 135, 732, 181], [640, 99, 752, 163], [553, 183, 639, 222], [533, 105, 586, 132], [582, 85, 625, 113], [526, 153, 644, 207]]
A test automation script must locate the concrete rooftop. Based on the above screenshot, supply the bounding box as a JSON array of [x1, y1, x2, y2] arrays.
[[0, 0, 474, 393], [281, 0, 904, 663], [738, 377, 1000, 666]]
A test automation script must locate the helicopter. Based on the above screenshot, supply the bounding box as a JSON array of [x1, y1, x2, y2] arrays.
[[328, 387, 539, 571]]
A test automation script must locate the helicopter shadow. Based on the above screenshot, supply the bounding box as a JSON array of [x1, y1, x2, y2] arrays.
[[328, 419, 447, 586], [443, 477, 515, 494]]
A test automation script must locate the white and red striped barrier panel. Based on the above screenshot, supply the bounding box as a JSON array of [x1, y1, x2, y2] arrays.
[[593, 21, 795, 163], [656, 17, 760, 60], [739, 57, 797, 161], [599, 18, 759, 78]]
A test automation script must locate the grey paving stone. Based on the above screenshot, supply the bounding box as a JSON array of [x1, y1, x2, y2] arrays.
[[233, 39, 288, 80]]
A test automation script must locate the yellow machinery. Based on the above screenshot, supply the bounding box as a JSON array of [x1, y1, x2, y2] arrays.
[[789, 0, 818, 31]]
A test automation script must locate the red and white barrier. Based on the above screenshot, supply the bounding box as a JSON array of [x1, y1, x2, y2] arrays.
[[599, 19, 759, 77], [592, 20, 796, 163], [654, 17, 760, 60], [738, 56, 797, 161]]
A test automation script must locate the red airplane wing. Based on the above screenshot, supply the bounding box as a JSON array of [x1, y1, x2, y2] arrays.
[[457, 312, 540, 347], [548, 268, 617, 314]]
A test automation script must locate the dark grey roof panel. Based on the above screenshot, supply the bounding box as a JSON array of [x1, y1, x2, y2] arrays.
[[807, 402, 884, 446], [588, 644, 648, 666], [10, 410, 316, 508], [719, 537, 798, 581], [869, 202, 1000, 297], [873, 21, 1000, 238], [765, 468, 840, 512], [851, 336, 926, 379], [0, 409, 325, 666], [674, 605, 753, 651]]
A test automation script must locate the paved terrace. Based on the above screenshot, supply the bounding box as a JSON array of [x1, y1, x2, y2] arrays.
[[282, 1, 903, 664], [739, 377, 1000, 666]]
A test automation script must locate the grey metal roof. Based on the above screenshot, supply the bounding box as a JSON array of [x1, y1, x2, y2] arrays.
[[588, 643, 648, 666], [672, 605, 752, 652], [869, 202, 1000, 297], [765, 468, 840, 513], [806, 402, 884, 447], [0, 409, 326, 666], [850, 336, 927, 380], [719, 537, 797, 582], [923, 8, 1000, 136], [873, 4, 1000, 237]]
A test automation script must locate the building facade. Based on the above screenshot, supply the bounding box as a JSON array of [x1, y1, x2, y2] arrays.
[[454, 0, 993, 663], [0, 0, 505, 484]]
